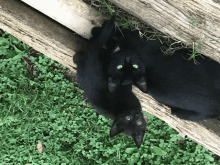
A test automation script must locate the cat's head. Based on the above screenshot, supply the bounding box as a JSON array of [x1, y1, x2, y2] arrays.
[[107, 50, 147, 93], [91, 21, 148, 93], [110, 110, 147, 148], [102, 29, 148, 93]]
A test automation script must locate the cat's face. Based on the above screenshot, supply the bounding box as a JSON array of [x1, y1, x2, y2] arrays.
[[107, 50, 148, 93], [110, 110, 147, 148], [91, 23, 148, 93]]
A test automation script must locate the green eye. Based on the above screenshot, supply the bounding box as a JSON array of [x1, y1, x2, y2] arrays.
[[117, 65, 123, 69], [133, 64, 138, 68]]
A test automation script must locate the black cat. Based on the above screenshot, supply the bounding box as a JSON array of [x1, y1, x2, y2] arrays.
[[73, 15, 147, 147], [103, 27, 220, 121], [137, 47, 220, 121]]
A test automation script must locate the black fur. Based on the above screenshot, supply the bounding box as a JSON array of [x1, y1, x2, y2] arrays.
[[106, 29, 162, 93], [74, 16, 147, 147], [138, 48, 220, 121], [92, 25, 163, 93], [104, 28, 220, 121]]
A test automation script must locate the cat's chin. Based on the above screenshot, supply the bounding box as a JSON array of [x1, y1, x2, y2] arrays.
[[121, 79, 133, 85]]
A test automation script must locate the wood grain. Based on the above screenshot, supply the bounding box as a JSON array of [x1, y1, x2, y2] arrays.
[[108, 0, 220, 62]]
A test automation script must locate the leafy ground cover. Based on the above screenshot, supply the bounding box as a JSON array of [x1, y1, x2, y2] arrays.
[[0, 31, 219, 165]]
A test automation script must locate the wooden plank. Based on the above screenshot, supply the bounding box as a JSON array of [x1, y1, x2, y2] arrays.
[[134, 86, 220, 155], [21, 0, 104, 39], [0, 0, 220, 156], [21, 0, 220, 64], [108, 0, 220, 62], [0, 0, 86, 71]]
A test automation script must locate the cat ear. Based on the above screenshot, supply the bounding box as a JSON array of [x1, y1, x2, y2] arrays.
[[113, 46, 120, 53], [108, 77, 119, 93], [132, 131, 145, 148], [110, 121, 122, 137], [135, 76, 148, 93]]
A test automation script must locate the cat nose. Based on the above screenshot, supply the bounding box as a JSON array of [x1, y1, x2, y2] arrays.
[[126, 57, 131, 63]]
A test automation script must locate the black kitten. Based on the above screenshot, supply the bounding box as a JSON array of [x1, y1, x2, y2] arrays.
[[137, 48, 220, 121], [74, 16, 147, 147]]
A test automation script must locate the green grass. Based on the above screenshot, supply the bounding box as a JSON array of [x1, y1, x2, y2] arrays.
[[0, 31, 219, 165]]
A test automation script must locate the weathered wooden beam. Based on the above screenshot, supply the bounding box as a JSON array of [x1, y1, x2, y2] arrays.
[[0, 0, 86, 72], [21, 0, 220, 64], [21, 0, 105, 39], [108, 0, 220, 62], [0, 0, 220, 156]]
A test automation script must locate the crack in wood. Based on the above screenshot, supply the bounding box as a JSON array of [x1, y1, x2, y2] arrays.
[[138, 0, 151, 8]]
